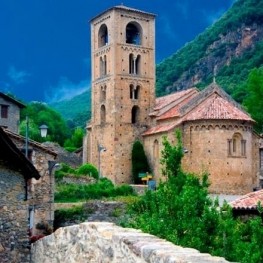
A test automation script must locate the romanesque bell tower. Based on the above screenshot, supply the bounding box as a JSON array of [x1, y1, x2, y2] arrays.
[[85, 5, 156, 184]]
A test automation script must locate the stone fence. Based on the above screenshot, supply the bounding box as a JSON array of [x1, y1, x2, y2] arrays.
[[31, 222, 231, 263]]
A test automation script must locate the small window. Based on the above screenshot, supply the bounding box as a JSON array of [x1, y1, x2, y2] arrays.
[[100, 105, 106, 124], [1, 105, 8, 118], [131, 106, 139, 124]]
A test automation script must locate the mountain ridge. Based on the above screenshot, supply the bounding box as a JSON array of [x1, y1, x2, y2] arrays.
[[50, 0, 263, 123]]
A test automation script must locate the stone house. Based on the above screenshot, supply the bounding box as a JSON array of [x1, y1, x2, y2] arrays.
[[4, 129, 58, 234], [84, 5, 261, 195], [0, 127, 40, 263], [0, 92, 25, 133]]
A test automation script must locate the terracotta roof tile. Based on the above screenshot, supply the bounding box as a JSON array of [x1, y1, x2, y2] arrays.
[[142, 121, 181, 136], [154, 88, 197, 111], [229, 189, 263, 210], [184, 93, 254, 122]]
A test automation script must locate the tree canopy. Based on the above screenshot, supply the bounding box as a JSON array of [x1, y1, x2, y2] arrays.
[[20, 102, 70, 145]]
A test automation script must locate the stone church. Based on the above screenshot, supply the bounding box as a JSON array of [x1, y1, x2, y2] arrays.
[[84, 5, 262, 195]]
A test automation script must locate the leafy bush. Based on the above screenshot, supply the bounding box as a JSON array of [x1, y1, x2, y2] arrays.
[[123, 129, 263, 263], [55, 178, 135, 202], [77, 163, 99, 179], [53, 205, 86, 231]]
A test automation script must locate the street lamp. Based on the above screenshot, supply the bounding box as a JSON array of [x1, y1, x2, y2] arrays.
[[98, 144, 106, 178], [25, 116, 48, 159]]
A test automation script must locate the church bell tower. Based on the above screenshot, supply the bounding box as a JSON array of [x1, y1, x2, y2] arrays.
[[85, 5, 156, 184]]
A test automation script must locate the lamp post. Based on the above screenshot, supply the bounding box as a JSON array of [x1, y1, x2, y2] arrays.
[[25, 116, 48, 159], [98, 144, 106, 178]]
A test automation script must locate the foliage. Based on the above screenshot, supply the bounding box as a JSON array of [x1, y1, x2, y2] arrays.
[[243, 67, 263, 133], [131, 140, 151, 184], [64, 127, 85, 151], [20, 101, 70, 145], [160, 129, 184, 178], [53, 205, 86, 231], [77, 163, 99, 179], [155, 0, 263, 101], [123, 130, 263, 263], [55, 178, 135, 203], [49, 90, 91, 128]]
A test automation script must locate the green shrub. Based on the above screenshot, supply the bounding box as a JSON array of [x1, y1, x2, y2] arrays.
[[55, 178, 135, 202], [77, 163, 99, 179], [53, 205, 85, 230]]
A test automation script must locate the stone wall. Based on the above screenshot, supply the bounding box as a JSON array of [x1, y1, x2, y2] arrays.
[[31, 222, 230, 263], [0, 167, 30, 263], [0, 96, 21, 133]]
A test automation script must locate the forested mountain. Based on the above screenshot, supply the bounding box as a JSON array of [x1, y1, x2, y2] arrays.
[[49, 90, 91, 128], [51, 0, 263, 127], [156, 0, 263, 103]]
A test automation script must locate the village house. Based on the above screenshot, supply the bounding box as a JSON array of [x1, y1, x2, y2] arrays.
[[0, 127, 40, 263], [84, 5, 262, 195], [0, 92, 25, 133]]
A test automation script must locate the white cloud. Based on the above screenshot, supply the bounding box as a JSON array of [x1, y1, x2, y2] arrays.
[[8, 66, 30, 84], [45, 77, 90, 103]]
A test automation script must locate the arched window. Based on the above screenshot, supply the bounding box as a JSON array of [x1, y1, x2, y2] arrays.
[[130, 85, 140, 100], [131, 106, 139, 124], [227, 132, 246, 157], [100, 85, 106, 102], [98, 24, 108, 48], [99, 56, 107, 77], [129, 54, 141, 75], [126, 22, 141, 45], [100, 105, 106, 124]]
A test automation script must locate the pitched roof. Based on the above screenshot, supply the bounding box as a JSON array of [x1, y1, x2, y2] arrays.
[[5, 129, 57, 157], [229, 189, 263, 210], [90, 5, 156, 22], [0, 92, 26, 108], [143, 83, 254, 136], [184, 92, 254, 122], [0, 127, 40, 180]]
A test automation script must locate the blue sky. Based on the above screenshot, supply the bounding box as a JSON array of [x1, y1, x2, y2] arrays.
[[0, 0, 235, 103]]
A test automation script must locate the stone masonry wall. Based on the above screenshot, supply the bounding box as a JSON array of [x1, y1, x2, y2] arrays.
[[0, 167, 30, 263], [31, 222, 230, 263]]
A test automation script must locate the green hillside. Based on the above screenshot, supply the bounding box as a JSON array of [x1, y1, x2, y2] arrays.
[[51, 0, 263, 128], [49, 90, 91, 128], [156, 0, 263, 102]]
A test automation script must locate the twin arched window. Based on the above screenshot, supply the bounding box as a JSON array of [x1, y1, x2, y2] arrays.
[[130, 84, 140, 100], [228, 133, 246, 157], [129, 54, 141, 75], [100, 55, 107, 77]]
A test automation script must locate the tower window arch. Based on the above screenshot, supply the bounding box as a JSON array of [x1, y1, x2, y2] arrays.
[[126, 22, 141, 45], [98, 24, 108, 48], [100, 105, 106, 125], [100, 85, 106, 102], [131, 106, 140, 124], [130, 84, 140, 100], [129, 54, 141, 75], [99, 55, 107, 77]]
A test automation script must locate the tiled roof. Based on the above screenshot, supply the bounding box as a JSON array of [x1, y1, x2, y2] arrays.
[[144, 83, 254, 137], [157, 92, 197, 120], [142, 120, 181, 136], [4, 129, 57, 156], [229, 189, 263, 210], [184, 92, 254, 122], [153, 88, 197, 111], [90, 5, 155, 22]]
